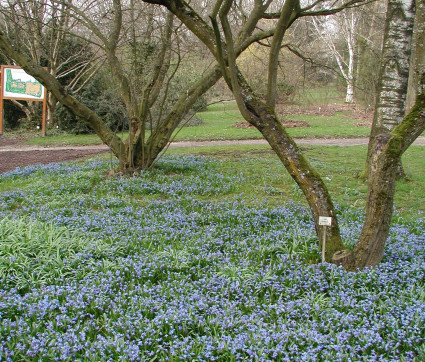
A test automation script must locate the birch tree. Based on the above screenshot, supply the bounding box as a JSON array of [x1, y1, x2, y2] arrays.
[[366, 0, 416, 164], [335, 0, 420, 268], [311, 8, 359, 103]]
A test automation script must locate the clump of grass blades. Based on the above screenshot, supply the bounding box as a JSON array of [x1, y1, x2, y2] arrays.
[[0, 218, 88, 290]]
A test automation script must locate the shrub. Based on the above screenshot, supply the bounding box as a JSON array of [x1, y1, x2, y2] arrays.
[[56, 76, 129, 134]]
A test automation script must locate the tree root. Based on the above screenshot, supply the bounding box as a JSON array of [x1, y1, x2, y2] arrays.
[[332, 249, 355, 270]]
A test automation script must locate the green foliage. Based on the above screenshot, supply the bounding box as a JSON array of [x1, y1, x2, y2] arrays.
[[3, 100, 26, 129], [56, 75, 129, 134], [0, 217, 126, 291], [192, 94, 208, 112], [0, 218, 85, 289]]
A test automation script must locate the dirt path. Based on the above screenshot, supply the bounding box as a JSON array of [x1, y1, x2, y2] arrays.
[[1, 136, 425, 174]]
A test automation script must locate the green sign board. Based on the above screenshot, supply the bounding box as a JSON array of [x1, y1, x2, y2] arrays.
[[2, 67, 45, 100], [1, 65, 47, 136]]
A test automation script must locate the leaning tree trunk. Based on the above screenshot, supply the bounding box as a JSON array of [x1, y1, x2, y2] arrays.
[[47, 93, 58, 127], [10, 100, 34, 124], [207, 0, 344, 259], [230, 73, 345, 260]]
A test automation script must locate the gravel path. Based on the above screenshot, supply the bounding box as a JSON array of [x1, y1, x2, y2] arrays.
[[1, 136, 425, 174], [2, 137, 425, 153]]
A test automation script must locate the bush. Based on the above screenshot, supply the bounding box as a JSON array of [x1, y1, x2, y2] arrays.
[[3, 100, 27, 129], [192, 94, 208, 112], [277, 81, 296, 101], [55, 76, 129, 134], [179, 114, 204, 128]]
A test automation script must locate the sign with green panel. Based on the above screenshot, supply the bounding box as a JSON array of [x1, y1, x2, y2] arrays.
[[2, 67, 45, 100], [0, 65, 47, 136]]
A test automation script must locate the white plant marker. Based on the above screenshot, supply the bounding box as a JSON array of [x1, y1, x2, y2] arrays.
[[319, 216, 332, 263]]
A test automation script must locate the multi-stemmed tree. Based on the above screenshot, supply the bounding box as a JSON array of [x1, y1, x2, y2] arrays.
[[138, 0, 424, 269], [0, 0, 274, 170]]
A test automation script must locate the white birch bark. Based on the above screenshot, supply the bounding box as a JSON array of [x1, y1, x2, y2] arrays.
[[371, 0, 416, 132], [312, 9, 358, 103]]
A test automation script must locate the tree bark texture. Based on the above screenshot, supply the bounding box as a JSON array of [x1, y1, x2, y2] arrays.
[[239, 85, 346, 259], [344, 90, 425, 270], [266, 0, 299, 109], [354, 134, 400, 267], [337, 0, 425, 269], [368, 0, 415, 147]]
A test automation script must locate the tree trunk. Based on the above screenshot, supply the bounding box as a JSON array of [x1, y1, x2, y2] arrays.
[[47, 93, 57, 127], [345, 77, 355, 103], [366, 0, 415, 167], [311, 10, 358, 104], [335, 88, 425, 270], [266, 0, 298, 109], [335, 0, 425, 269], [354, 134, 400, 267], [231, 73, 345, 259], [344, 11, 356, 104]]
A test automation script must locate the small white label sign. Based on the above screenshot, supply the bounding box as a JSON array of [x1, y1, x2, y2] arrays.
[[319, 216, 332, 226]]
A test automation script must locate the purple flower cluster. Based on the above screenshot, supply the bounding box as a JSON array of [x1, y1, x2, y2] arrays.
[[0, 157, 424, 360]]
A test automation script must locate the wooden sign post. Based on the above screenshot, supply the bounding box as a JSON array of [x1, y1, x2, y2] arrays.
[[0, 65, 47, 137], [319, 216, 332, 263]]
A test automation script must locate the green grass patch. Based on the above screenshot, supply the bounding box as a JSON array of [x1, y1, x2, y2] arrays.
[[173, 101, 370, 141], [17, 95, 372, 146], [26, 132, 108, 146], [294, 85, 346, 104], [166, 144, 425, 218]]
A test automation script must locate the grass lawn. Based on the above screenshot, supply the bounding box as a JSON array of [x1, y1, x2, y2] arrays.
[[169, 144, 425, 218], [21, 93, 372, 146], [1, 145, 425, 360], [175, 101, 371, 141]]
